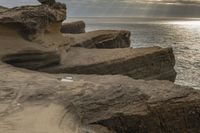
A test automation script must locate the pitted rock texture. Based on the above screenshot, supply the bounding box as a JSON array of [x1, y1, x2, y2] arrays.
[[0, 3, 69, 49], [0, 3, 67, 45]]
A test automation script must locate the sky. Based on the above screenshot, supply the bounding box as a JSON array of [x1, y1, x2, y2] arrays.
[[0, 0, 200, 18]]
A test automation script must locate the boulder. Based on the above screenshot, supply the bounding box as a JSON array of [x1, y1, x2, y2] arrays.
[[40, 47, 177, 82], [0, 66, 200, 133], [65, 30, 131, 48], [0, 3, 68, 49], [61, 21, 86, 34]]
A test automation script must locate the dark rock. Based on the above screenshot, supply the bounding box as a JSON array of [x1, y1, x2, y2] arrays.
[[37, 0, 56, 5], [40, 47, 177, 82], [61, 21, 86, 34], [52, 2, 67, 10], [65, 30, 131, 48], [2, 50, 61, 70]]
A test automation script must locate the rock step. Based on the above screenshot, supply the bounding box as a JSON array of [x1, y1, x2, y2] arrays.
[[64, 30, 131, 49], [41, 47, 177, 82], [61, 21, 86, 34]]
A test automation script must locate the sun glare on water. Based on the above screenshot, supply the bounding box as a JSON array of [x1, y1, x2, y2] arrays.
[[166, 20, 200, 26]]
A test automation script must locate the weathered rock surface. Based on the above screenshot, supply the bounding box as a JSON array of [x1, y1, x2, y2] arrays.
[[40, 47, 177, 82], [61, 21, 86, 34], [64, 30, 131, 48], [0, 65, 200, 133], [0, 3, 68, 49]]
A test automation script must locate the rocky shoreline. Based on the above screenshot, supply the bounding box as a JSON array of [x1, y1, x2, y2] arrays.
[[0, 1, 200, 133]]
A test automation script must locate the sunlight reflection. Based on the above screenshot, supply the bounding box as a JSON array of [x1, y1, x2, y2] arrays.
[[166, 20, 200, 25]]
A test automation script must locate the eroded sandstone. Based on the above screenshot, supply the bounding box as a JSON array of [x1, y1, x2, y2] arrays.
[[0, 2, 68, 49], [0, 1, 199, 133], [0, 65, 200, 133]]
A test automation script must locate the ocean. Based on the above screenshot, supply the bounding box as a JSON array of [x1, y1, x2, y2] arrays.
[[68, 17, 200, 89]]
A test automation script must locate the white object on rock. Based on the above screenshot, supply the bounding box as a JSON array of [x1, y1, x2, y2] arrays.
[[60, 77, 74, 82]]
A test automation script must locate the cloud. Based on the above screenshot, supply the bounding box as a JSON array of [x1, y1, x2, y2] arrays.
[[132, 0, 200, 5], [64, 0, 200, 17], [1, 0, 200, 17], [66, 0, 200, 5]]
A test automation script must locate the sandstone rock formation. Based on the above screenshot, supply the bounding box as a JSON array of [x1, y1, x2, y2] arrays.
[[39, 47, 177, 82], [65, 30, 131, 48], [61, 21, 86, 34], [0, 2, 68, 49], [0, 20, 176, 82], [0, 66, 200, 133], [0, 0, 199, 133]]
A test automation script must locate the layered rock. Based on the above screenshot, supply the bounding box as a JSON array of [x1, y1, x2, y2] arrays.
[[65, 30, 131, 48], [0, 5, 175, 82], [61, 21, 86, 34], [2, 50, 60, 70], [0, 66, 200, 133], [39, 47, 176, 82]]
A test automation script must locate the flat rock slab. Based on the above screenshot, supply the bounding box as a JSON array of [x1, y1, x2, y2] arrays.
[[61, 21, 86, 34], [41, 47, 177, 82], [0, 25, 175, 82], [64, 30, 131, 49], [0, 65, 200, 133]]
